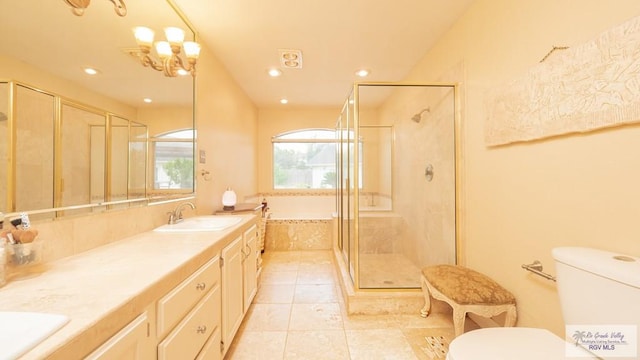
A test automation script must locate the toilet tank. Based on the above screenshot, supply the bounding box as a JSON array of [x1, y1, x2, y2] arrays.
[[552, 247, 640, 327]]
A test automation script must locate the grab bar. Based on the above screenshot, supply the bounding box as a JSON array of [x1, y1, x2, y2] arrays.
[[521, 260, 556, 282]]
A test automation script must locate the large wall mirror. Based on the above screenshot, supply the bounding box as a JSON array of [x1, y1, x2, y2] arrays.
[[0, 0, 195, 219]]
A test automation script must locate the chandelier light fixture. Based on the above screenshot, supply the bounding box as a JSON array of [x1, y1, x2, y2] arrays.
[[132, 26, 201, 77], [63, 0, 127, 17]]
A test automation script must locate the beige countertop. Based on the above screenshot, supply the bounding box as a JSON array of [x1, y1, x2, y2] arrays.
[[0, 214, 257, 360]]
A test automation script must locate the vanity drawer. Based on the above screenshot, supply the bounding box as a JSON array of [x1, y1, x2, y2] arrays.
[[195, 327, 221, 360], [157, 256, 220, 338], [158, 284, 221, 360]]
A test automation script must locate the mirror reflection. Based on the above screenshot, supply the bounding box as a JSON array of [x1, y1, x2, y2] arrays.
[[16, 84, 56, 213], [0, 0, 195, 218]]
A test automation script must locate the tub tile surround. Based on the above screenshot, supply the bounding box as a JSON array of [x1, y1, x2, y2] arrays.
[[0, 211, 257, 359], [247, 193, 335, 251], [227, 250, 474, 359], [265, 219, 332, 251]]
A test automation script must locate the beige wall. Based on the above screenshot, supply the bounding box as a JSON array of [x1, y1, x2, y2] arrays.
[[138, 107, 193, 136], [408, 0, 640, 336], [194, 44, 259, 214]]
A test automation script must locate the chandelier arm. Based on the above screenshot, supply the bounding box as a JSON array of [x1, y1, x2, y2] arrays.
[[140, 55, 164, 72], [163, 57, 179, 77], [63, 0, 126, 17], [174, 56, 187, 71], [172, 55, 197, 76], [109, 0, 127, 16], [63, 0, 89, 16]]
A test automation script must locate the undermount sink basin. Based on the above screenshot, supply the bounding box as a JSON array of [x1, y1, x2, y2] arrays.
[[153, 215, 243, 233], [0, 311, 69, 360]]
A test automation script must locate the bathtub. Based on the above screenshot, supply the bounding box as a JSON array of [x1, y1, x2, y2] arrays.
[[264, 212, 333, 251]]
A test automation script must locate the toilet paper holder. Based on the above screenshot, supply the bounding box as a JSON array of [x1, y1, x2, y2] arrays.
[[521, 260, 556, 282]]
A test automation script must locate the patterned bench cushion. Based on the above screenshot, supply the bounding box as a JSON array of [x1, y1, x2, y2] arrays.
[[422, 265, 516, 306]]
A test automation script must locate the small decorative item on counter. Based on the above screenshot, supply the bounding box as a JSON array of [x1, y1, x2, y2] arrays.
[[0, 213, 42, 270], [6, 240, 42, 267], [222, 187, 237, 210]]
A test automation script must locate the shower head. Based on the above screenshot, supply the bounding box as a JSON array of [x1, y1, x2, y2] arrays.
[[411, 107, 430, 123]]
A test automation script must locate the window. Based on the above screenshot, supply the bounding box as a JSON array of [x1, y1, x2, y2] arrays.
[[151, 129, 194, 190], [272, 129, 337, 189]]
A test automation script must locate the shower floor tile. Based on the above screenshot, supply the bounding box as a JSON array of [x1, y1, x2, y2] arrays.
[[358, 253, 422, 288]]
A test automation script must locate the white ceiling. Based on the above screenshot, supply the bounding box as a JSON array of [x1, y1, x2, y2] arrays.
[[173, 0, 475, 108]]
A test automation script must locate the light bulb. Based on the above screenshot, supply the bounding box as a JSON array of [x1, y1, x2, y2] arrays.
[[183, 41, 201, 59], [133, 27, 154, 47], [155, 41, 172, 59], [164, 27, 185, 45]]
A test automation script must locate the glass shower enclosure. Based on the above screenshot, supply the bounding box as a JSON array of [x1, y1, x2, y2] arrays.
[[335, 82, 459, 290]]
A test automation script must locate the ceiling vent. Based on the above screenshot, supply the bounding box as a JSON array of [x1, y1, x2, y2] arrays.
[[278, 49, 303, 69]]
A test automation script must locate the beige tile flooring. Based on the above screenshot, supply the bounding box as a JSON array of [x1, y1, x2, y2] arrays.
[[224, 250, 458, 359]]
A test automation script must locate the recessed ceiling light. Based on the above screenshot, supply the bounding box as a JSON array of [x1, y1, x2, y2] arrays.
[[84, 67, 99, 75], [280, 98, 288, 104], [268, 68, 282, 77], [143, 98, 152, 103], [355, 69, 370, 77]]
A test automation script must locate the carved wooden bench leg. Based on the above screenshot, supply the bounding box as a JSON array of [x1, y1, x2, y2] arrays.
[[420, 275, 432, 317], [504, 305, 517, 327], [452, 305, 467, 337]]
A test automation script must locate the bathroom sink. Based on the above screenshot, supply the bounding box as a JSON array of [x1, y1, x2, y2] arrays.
[[154, 215, 243, 233], [0, 311, 69, 359]]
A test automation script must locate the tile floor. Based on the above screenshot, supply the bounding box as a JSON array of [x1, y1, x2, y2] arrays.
[[224, 250, 459, 359]]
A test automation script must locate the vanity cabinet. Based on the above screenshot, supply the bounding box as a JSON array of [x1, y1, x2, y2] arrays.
[[85, 311, 155, 360], [243, 224, 258, 313], [221, 235, 244, 354], [220, 224, 260, 356], [157, 256, 221, 360]]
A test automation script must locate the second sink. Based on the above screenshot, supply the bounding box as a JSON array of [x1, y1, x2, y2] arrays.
[[154, 215, 243, 233]]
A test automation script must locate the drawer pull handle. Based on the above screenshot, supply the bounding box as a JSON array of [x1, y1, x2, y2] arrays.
[[196, 325, 207, 334], [196, 282, 206, 291]]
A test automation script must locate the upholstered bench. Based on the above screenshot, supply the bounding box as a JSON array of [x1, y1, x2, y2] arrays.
[[420, 265, 517, 337]]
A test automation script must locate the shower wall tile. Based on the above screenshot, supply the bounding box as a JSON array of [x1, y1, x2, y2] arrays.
[[358, 215, 405, 254]]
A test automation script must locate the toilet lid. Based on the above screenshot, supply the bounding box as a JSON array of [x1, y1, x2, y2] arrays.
[[447, 327, 592, 360]]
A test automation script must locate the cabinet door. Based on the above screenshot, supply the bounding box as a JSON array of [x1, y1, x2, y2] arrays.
[[243, 224, 258, 313], [221, 235, 243, 353], [85, 312, 152, 360]]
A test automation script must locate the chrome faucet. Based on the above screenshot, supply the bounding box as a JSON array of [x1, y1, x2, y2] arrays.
[[168, 202, 196, 224]]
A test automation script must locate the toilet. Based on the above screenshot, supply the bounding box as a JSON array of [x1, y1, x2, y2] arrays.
[[447, 247, 640, 360]]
